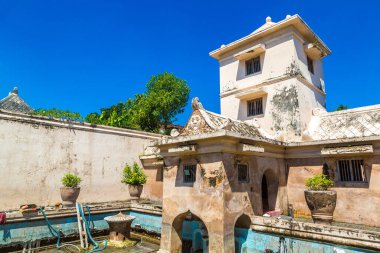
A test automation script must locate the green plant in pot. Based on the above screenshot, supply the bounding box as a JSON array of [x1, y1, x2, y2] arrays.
[[121, 162, 147, 199], [304, 173, 336, 224], [60, 173, 81, 207]]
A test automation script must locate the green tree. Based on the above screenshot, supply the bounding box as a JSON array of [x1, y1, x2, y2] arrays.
[[334, 104, 348, 111], [85, 100, 138, 128], [33, 108, 83, 121], [85, 112, 101, 124], [130, 72, 190, 132], [85, 72, 190, 133]]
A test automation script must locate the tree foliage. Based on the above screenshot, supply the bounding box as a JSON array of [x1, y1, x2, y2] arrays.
[[85, 101, 137, 128], [33, 108, 83, 121], [334, 104, 348, 111], [131, 72, 190, 132], [85, 72, 190, 133]]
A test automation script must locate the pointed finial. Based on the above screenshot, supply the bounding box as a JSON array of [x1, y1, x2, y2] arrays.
[[191, 97, 204, 110], [266, 16, 272, 23], [11, 87, 18, 95], [286, 14, 291, 19]]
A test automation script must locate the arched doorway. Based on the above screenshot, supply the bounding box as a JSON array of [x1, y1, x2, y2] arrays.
[[171, 211, 209, 253], [234, 214, 251, 253], [262, 174, 269, 212], [261, 169, 279, 214]]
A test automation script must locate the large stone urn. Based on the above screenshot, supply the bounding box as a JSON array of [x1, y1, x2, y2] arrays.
[[304, 190, 337, 224], [60, 187, 80, 207], [128, 185, 143, 199]]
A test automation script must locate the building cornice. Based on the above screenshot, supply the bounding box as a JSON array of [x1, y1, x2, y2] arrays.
[[210, 15, 331, 60], [220, 75, 326, 99], [155, 129, 380, 159]]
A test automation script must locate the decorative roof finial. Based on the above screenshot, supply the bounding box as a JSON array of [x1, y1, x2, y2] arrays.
[[286, 14, 291, 19], [11, 87, 18, 95], [266, 16, 272, 23], [191, 97, 204, 110]]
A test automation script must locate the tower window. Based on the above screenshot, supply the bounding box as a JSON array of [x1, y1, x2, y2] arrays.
[[247, 98, 263, 116], [246, 57, 261, 75], [307, 57, 314, 74], [238, 164, 249, 182], [337, 159, 366, 182], [183, 164, 196, 183]]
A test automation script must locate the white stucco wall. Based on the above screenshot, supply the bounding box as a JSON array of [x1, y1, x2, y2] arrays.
[[0, 111, 162, 210], [294, 37, 324, 91], [221, 78, 325, 140], [219, 29, 298, 94], [218, 28, 327, 141]]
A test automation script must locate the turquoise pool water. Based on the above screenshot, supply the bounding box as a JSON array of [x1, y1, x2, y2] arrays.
[[234, 227, 375, 253], [0, 210, 377, 253], [0, 210, 162, 247]]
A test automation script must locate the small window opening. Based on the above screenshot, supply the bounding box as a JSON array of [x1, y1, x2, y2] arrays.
[[307, 56, 314, 74], [246, 57, 261, 75], [247, 98, 263, 116], [338, 159, 366, 182], [183, 164, 196, 183], [238, 164, 249, 182]]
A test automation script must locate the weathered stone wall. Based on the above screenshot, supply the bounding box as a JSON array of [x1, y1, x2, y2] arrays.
[[286, 154, 380, 227], [160, 154, 229, 252], [158, 140, 288, 253], [0, 111, 163, 210]]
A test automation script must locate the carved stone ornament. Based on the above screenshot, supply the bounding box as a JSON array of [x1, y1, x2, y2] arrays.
[[191, 97, 204, 110], [170, 128, 180, 137], [321, 145, 373, 155], [181, 110, 212, 136], [239, 143, 264, 153], [168, 145, 196, 153]]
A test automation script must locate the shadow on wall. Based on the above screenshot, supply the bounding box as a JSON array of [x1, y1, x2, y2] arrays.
[[224, 154, 281, 216]]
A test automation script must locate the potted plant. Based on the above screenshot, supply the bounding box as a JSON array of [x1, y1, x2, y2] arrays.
[[121, 162, 147, 199], [60, 173, 81, 207], [304, 174, 336, 224]]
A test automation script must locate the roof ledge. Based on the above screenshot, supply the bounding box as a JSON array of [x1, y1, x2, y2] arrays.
[[233, 43, 265, 60], [305, 43, 327, 59]]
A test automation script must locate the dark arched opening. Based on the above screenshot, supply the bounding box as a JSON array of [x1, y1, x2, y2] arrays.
[[261, 169, 279, 214], [262, 174, 269, 212], [234, 213, 252, 253], [171, 211, 209, 253]]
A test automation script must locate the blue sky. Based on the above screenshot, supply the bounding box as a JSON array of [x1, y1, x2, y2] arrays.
[[0, 0, 379, 125]]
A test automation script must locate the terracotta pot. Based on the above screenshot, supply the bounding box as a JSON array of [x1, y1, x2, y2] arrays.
[[304, 190, 337, 224], [60, 187, 80, 207], [128, 185, 143, 198]]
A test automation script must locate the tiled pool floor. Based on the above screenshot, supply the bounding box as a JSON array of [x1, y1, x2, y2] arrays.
[[32, 240, 159, 253], [12, 235, 160, 253]]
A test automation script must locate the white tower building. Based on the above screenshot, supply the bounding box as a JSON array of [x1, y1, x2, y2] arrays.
[[210, 15, 331, 141]]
